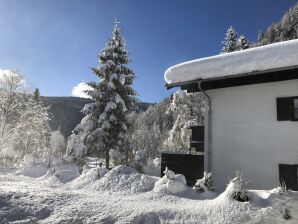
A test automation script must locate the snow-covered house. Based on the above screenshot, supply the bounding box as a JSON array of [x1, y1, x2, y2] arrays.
[[164, 39, 298, 192]]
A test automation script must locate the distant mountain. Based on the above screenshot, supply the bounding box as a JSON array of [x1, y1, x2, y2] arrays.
[[41, 96, 152, 139]]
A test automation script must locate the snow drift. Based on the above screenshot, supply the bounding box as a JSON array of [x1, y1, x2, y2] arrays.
[[92, 165, 158, 193]]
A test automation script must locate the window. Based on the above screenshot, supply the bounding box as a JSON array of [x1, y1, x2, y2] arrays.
[[276, 97, 298, 121]]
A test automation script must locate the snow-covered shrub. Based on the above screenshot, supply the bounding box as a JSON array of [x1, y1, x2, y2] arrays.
[[277, 180, 287, 195], [222, 171, 249, 202], [133, 150, 148, 172], [153, 158, 161, 167], [154, 167, 187, 195], [282, 208, 292, 220], [163, 167, 175, 180], [193, 171, 213, 192]]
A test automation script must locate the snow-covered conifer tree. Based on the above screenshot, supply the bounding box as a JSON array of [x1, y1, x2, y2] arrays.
[[66, 19, 137, 168], [221, 26, 238, 53], [236, 35, 250, 50]]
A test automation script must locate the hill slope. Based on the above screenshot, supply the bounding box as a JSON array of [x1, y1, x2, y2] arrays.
[[41, 96, 151, 138]]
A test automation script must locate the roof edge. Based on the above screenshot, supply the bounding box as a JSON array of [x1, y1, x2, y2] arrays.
[[165, 65, 298, 90]]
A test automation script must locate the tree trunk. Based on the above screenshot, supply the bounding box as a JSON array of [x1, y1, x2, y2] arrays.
[[105, 149, 110, 169]]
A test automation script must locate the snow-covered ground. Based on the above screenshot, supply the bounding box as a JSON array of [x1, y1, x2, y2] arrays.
[[0, 165, 297, 224]]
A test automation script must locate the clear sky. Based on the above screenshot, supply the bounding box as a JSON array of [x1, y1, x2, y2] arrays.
[[0, 0, 296, 103]]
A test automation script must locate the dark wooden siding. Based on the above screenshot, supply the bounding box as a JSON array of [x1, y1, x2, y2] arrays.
[[161, 153, 204, 186], [279, 164, 298, 191]]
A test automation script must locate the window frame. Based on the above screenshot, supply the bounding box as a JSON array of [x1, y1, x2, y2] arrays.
[[276, 96, 298, 121]]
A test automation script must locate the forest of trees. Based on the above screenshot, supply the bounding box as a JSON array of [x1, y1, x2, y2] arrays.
[[222, 2, 298, 53]]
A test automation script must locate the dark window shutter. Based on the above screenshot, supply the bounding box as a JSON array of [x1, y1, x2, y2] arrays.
[[279, 164, 298, 190], [276, 97, 293, 121]]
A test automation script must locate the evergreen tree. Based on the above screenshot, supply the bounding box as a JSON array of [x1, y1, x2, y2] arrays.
[[257, 3, 298, 45], [257, 30, 266, 46], [66, 19, 137, 168], [33, 88, 40, 101], [221, 26, 238, 53], [236, 35, 250, 50]]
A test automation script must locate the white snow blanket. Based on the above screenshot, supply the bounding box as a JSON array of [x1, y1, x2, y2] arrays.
[[165, 39, 298, 85], [16, 162, 80, 180], [1, 166, 298, 223]]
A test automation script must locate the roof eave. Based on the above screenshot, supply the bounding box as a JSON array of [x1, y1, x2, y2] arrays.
[[165, 65, 298, 90]]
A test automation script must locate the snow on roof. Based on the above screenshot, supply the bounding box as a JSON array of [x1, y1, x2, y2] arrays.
[[165, 39, 298, 85]]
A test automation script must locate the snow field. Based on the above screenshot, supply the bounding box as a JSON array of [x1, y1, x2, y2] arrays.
[[0, 165, 297, 223]]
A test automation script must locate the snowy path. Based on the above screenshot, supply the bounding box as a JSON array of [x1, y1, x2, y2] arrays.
[[0, 171, 298, 224]]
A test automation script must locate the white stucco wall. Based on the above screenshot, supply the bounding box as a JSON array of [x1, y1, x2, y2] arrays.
[[207, 79, 298, 192]]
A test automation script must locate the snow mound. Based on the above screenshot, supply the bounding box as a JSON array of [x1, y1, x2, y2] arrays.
[[52, 170, 80, 183], [93, 165, 158, 193], [17, 163, 80, 181], [16, 162, 49, 178], [154, 173, 187, 195], [69, 167, 109, 189]]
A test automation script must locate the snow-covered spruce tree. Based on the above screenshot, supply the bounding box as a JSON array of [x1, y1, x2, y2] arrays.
[[221, 26, 238, 53], [236, 35, 250, 50], [66, 19, 137, 169], [193, 171, 213, 192]]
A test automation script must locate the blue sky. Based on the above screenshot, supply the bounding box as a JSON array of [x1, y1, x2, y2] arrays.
[[0, 0, 296, 103]]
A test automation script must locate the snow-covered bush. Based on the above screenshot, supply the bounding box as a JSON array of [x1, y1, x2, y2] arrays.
[[154, 167, 187, 195], [222, 171, 249, 202], [282, 208, 292, 220], [277, 180, 287, 195], [193, 171, 213, 192], [133, 150, 148, 171], [153, 158, 161, 167]]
